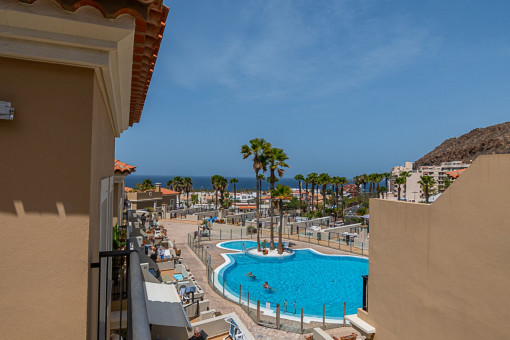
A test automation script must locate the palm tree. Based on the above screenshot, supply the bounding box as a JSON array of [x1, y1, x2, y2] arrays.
[[306, 173, 318, 212], [318, 173, 330, 214], [395, 176, 406, 201], [257, 173, 265, 216], [210, 175, 222, 209], [294, 174, 304, 214], [166, 179, 174, 190], [183, 177, 193, 208], [216, 176, 228, 208], [266, 147, 289, 250], [378, 186, 387, 199], [136, 178, 155, 191], [418, 175, 436, 203], [400, 171, 411, 200], [172, 176, 184, 207], [190, 193, 199, 206], [442, 176, 452, 191], [375, 173, 384, 198], [353, 176, 361, 195], [383, 172, 391, 193], [241, 138, 271, 252], [271, 184, 292, 254], [337, 177, 348, 219], [230, 178, 239, 210]]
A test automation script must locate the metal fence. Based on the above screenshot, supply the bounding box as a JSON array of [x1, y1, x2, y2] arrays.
[[188, 233, 358, 334], [193, 224, 368, 257]]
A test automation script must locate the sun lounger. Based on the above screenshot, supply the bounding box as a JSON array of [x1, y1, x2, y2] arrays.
[[340, 334, 357, 340]]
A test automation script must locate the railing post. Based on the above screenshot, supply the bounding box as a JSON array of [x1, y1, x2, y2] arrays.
[[362, 242, 364, 256], [241, 229, 243, 239], [300, 308, 304, 334], [239, 285, 242, 305], [223, 279, 225, 296], [343, 302, 346, 327], [220, 229, 222, 240], [230, 229, 232, 239], [257, 301, 260, 324], [247, 292, 250, 314], [322, 304, 326, 330], [276, 304, 280, 330]]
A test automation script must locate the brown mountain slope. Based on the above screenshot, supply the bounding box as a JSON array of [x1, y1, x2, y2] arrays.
[[415, 122, 510, 167]]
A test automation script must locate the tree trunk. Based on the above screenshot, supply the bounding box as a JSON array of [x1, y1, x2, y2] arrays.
[[398, 185, 401, 201], [269, 171, 275, 251], [255, 171, 261, 252], [298, 181, 302, 215], [277, 200, 284, 254]]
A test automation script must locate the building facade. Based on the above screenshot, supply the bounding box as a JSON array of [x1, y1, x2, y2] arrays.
[[352, 155, 510, 340], [0, 0, 167, 338]]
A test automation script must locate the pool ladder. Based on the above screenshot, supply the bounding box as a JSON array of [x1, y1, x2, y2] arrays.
[[283, 300, 297, 314]]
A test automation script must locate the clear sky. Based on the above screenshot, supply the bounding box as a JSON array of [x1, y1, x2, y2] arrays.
[[116, 0, 510, 178]]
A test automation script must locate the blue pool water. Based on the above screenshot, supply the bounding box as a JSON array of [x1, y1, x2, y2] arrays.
[[219, 240, 257, 251], [217, 249, 368, 319]]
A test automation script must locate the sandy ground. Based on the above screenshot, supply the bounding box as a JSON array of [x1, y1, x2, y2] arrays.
[[159, 219, 366, 340]]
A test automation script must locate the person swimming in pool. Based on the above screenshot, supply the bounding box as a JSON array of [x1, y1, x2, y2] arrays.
[[245, 272, 256, 278], [263, 282, 271, 290]]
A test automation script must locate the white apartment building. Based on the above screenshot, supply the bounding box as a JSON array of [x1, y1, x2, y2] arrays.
[[390, 160, 471, 202]]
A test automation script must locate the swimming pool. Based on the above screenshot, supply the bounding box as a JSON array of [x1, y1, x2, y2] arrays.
[[215, 247, 368, 322], [217, 240, 258, 251]]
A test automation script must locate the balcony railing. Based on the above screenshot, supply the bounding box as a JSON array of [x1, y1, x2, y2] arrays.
[[95, 240, 151, 340]]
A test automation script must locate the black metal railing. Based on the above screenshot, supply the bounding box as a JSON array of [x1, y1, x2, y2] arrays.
[[94, 240, 151, 340], [362, 275, 368, 311]]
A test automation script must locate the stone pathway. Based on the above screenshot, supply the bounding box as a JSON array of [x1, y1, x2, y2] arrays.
[[160, 220, 365, 340]]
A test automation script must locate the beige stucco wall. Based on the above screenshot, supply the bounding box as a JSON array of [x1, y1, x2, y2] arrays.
[[86, 76, 116, 339], [0, 57, 94, 337], [359, 155, 510, 339], [0, 56, 115, 338]]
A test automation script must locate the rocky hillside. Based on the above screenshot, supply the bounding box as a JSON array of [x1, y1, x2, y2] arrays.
[[415, 122, 510, 167]]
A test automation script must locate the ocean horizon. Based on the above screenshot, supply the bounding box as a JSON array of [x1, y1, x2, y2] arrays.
[[125, 175, 300, 191]]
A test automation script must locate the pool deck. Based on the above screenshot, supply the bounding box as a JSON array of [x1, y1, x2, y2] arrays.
[[160, 220, 366, 340]]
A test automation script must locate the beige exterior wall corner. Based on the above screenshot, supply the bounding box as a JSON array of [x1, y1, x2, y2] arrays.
[[364, 155, 510, 340]]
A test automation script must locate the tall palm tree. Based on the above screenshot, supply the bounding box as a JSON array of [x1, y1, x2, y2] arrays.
[[306, 173, 318, 212], [267, 147, 289, 250], [183, 177, 193, 208], [230, 178, 238, 210], [383, 172, 391, 193], [400, 171, 411, 200], [303, 177, 310, 212], [375, 173, 384, 198], [395, 176, 406, 201], [337, 177, 348, 219], [353, 176, 361, 195], [318, 173, 330, 214], [418, 175, 436, 203], [172, 176, 184, 207], [210, 175, 222, 209], [216, 176, 228, 208], [241, 138, 271, 252], [190, 193, 199, 206], [166, 179, 174, 190], [294, 174, 304, 214], [257, 173, 265, 216], [271, 184, 292, 254]]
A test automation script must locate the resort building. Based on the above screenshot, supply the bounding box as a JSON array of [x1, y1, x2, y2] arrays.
[[349, 155, 510, 340], [0, 0, 168, 338], [126, 184, 179, 211]]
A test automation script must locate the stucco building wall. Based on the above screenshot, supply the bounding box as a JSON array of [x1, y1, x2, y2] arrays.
[[0, 57, 114, 338], [360, 155, 510, 339]]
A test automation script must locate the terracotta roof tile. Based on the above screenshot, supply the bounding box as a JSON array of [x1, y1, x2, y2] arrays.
[[114, 159, 137, 174], [20, 0, 169, 126]]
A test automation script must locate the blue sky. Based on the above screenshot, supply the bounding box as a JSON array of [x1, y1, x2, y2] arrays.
[[116, 0, 510, 178]]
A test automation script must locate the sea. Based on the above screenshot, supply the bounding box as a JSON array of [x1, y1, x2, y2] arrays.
[[125, 175, 299, 191]]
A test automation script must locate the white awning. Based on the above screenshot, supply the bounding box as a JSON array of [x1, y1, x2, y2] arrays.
[[144, 282, 191, 328]]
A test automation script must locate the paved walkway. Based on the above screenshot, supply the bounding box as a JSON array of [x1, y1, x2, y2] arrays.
[[160, 220, 365, 340]]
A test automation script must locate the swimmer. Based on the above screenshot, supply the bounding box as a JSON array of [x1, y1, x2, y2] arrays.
[[245, 272, 256, 278]]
